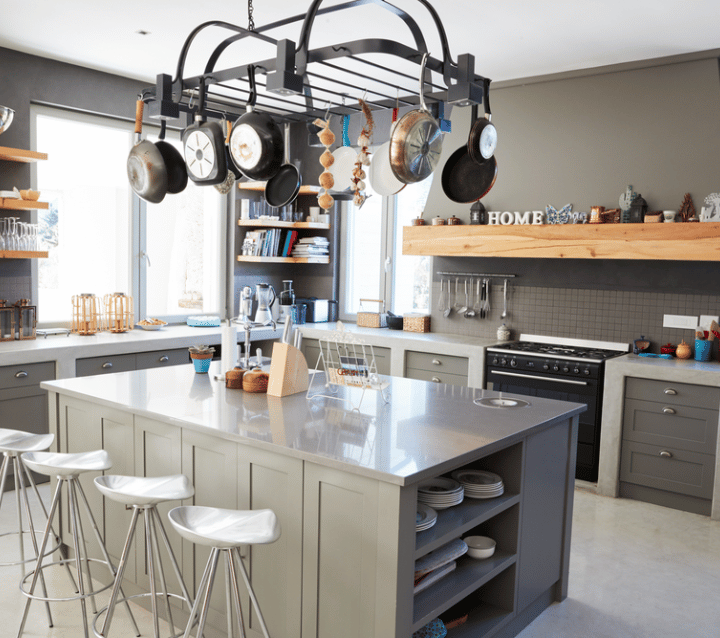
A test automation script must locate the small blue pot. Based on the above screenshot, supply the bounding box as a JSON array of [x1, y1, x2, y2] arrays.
[[192, 356, 212, 373]]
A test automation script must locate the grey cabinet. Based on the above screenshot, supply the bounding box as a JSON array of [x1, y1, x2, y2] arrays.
[[76, 348, 192, 377], [301, 337, 391, 375], [0, 361, 55, 490], [405, 351, 468, 387], [620, 378, 719, 515]]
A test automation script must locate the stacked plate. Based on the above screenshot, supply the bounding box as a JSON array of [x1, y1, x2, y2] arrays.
[[451, 469, 504, 499], [416, 503, 438, 532], [417, 477, 464, 510]]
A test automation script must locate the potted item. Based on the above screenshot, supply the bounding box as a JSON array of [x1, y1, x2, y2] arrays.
[[675, 340, 692, 360], [189, 345, 215, 373]]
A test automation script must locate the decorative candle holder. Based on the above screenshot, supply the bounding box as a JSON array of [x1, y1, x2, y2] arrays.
[[0, 300, 14, 341], [14, 299, 36, 340], [105, 292, 134, 333], [72, 293, 103, 335]]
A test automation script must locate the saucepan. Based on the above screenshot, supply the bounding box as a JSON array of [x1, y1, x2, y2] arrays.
[[265, 123, 302, 207], [127, 99, 168, 204]]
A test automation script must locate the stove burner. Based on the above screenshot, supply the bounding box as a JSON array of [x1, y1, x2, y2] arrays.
[[490, 341, 625, 362]]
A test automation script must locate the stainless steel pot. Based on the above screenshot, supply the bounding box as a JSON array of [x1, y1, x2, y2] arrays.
[[127, 100, 168, 204]]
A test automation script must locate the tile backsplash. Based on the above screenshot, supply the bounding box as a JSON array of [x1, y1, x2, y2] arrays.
[[431, 281, 720, 354], [0, 276, 32, 306]]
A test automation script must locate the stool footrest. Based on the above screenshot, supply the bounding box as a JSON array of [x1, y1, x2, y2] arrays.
[[92, 591, 193, 638], [20, 557, 114, 603]]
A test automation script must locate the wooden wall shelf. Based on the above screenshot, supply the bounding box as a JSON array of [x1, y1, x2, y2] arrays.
[[238, 219, 330, 230], [0, 199, 49, 211], [0, 251, 49, 259], [237, 255, 330, 264], [0, 146, 48, 163], [238, 181, 320, 195], [402, 223, 720, 261]]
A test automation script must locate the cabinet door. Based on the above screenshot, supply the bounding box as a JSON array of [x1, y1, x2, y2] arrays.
[[302, 462, 407, 638], [181, 430, 238, 630], [237, 445, 303, 638], [134, 416, 182, 594]]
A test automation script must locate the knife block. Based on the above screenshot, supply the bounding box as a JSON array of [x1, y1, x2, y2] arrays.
[[267, 342, 309, 397]]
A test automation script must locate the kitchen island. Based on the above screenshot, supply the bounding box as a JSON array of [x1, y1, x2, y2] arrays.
[[42, 363, 585, 638]]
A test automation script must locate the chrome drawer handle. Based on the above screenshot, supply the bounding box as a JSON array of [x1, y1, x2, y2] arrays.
[[662, 407, 676, 415], [15, 371, 28, 379], [159, 356, 169, 363], [102, 362, 113, 369], [663, 388, 677, 395], [432, 359, 442, 366], [659, 450, 673, 458], [431, 377, 441, 383]]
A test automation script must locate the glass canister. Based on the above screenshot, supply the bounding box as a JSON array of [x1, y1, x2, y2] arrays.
[[14, 299, 36, 340], [290, 303, 307, 325], [0, 300, 14, 341], [72, 293, 103, 335]]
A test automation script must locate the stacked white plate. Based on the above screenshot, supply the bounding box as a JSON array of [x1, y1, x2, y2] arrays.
[[451, 469, 504, 499], [417, 477, 464, 510], [416, 503, 438, 532]]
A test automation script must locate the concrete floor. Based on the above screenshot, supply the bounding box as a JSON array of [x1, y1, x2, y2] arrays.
[[1, 484, 719, 637]]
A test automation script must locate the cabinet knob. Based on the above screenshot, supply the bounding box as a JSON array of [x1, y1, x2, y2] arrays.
[[431, 377, 441, 383], [659, 450, 673, 458], [102, 362, 113, 369], [662, 407, 676, 415], [159, 356, 169, 363], [432, 359, 441, 366], [14, 371, 28, 379], [663, 388, 677, 395]]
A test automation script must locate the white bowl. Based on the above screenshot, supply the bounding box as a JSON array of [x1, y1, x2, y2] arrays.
[[464, 535, 496, 559]]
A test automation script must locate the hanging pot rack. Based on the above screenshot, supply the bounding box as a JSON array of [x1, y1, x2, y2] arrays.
[[142, 0, 490, 125]]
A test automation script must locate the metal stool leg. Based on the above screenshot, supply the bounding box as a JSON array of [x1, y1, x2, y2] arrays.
[[150, 507, 194, 607], [144, 509, 161, 638], [74, 477, 141, 637], [0, 454, 9, 505], [226, 550, 247, 638], [182, 547, 219, 638], [233, 547, 272, 638], [148, 507, 175, 636], [67, 478, 91, 638], [15, 456, 54, 627], [69, 479, 98, 614], [16, 476, 63, 638]]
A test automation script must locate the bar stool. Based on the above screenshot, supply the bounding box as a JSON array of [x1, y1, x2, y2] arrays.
[[16, 450, 139, 638], [93, 474, 195, 638], [168, 505, 281, 638]]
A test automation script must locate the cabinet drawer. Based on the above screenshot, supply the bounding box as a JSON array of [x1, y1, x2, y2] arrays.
[[136, 348, 189, 369], [625, 377, 720, 410], [406, 351, 468, 376], [620, 440, 715, 499], [76, 354, 136, 377], [623, 398, 718, 455], [0, 361, 55, 389], [404, 368, 468, 387]]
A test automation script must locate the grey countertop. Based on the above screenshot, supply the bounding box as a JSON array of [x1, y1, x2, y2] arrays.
[[42, 362, 585, 486]]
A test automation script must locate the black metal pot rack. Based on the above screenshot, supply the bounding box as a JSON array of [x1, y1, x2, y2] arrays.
[[142, 0, 489, 125]]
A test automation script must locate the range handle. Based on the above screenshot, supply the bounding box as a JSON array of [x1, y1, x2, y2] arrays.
[[491, 370, 589, 386]]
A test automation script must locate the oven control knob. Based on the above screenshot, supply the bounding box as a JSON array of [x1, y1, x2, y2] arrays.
[[492, 357, 499, 365], [583, 369, 591, 375], [527, 361, 534, 368], [543, 363, 549, 370], [500, 358, 507, 366], [573, 367, 580, 374], [552, 365, 559, 372], [562, 366, 569, 373], [510, 359, 517, 367]]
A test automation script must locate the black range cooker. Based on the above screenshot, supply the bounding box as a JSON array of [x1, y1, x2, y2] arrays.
[[485, 334, 628, 482]]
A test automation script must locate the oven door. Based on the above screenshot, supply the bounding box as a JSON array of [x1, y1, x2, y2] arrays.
[[485, 367, 601, 481]]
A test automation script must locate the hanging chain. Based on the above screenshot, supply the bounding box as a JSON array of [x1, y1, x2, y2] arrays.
[[248, 0, 255, 32]]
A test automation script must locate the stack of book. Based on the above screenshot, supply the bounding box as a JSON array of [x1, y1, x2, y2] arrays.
[[243, 229, 302, 257], [291, 236, 330, 258]]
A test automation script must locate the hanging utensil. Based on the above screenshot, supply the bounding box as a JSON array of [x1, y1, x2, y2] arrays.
[[473, 278, 483, 318], [182, 78, 228, 186], [437, 278, 447, 313], [452, 277, 463, 314], [229, 65, 284, 181], [464, 279, 475, 318], [483, 279, 491, 318], [501, 279, 508, 319], [389, 53, 443, 184], [214, 118, 238, 195], [127, 99, 168, 204], [265, 123, 302, 208], [155, 119, 188, 195], [457, 278, 469, 314]]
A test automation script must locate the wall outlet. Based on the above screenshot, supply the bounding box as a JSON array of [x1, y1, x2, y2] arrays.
[[663, 314, 699, 329], [699, 315, 719, 330]]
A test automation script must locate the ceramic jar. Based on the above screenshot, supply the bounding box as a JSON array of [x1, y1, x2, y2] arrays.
[[675, 340, 692, 359]]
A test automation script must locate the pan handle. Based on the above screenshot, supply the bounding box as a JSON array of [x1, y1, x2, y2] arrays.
[[418, 52, 430, 113], [134, 99, 144, 137], [483, 79, 492, 121], [246, 65, 257, 112]]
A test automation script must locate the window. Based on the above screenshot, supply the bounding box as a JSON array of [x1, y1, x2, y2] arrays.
[[340, 177, 432, 319], [33, 106, 224, 326]]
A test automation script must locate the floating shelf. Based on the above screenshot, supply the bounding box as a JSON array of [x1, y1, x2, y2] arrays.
[[0, 199, 49, 211], [403, 223, 720, 261], [0, 251, 49, 259], [238, 182, 320, 194], [238, 219, 330, 230], [237, 255, 329, 264], [0, 146, 48, 163]]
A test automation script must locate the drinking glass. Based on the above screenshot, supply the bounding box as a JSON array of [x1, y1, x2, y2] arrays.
[[0, 218, 5, 251]]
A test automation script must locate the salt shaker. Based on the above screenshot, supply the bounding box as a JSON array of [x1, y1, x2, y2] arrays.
[[497, 323, 511, 342]]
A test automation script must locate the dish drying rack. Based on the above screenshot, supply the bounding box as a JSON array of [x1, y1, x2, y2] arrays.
[[307, 322, 389, 409], [140, 0, 490, 125]]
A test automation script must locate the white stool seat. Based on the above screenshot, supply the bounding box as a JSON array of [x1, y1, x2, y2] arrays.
[[168, 506, 281, 549], [95, 474, 194, 506], [21, 450, 111, 477], [0, 429, 54, 454]]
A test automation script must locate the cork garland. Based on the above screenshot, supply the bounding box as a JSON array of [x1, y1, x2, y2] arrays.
[[352, 98, 374, 207], [314, 117, 335, 210]]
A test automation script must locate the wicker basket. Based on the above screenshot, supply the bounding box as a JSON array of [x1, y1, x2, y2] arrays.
[[403, 313, 431, 333], [225, 367, 245, 389], [243, 368, 269, 393], [356, 299, 387, 328]]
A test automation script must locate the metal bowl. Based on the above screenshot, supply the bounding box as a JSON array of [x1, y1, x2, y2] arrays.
[[0, 106, 14, 135]]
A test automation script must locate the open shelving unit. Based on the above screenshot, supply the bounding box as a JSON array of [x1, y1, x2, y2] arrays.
[[0, 147, 48, 163], [238, 219, 330, 230], [0, 199, 49, 211], [237, 255, 330, 264], [0, 251, 49, 259]]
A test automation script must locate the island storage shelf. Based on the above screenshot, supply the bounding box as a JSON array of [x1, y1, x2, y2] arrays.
[[402, 222, 720, 261]]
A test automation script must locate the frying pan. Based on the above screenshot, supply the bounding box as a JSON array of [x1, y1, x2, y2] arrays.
[[127, 99, 168, 204], [229, 65, 284, 181], [368, 108, 405, 197], [389, 53, 443, 184], [155, 119, 188, 194], [467, 82, 497, 165], [441, 143, 497, 204], [265, 123, 301, 208]]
